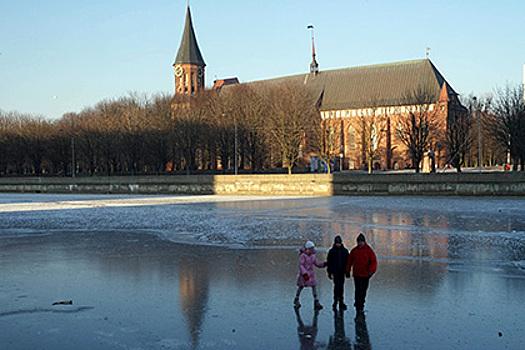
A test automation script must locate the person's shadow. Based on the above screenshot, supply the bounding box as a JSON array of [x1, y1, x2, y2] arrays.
[[328, 310, 351, 349], [295, 307, 320, 350], [354, 312, 372, 350]]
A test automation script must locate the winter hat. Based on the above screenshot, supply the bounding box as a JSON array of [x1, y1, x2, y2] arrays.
[[356, 233, 366, 242], [305, 240, 315, 249], [334, 235, 342, 244]]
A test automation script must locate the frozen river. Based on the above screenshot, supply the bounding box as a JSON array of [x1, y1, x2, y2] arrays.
[[1, 194, 524, 349]]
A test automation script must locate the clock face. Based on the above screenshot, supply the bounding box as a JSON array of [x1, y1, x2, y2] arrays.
[[174, 65, 183, 77], [196, 67, 203, 77]]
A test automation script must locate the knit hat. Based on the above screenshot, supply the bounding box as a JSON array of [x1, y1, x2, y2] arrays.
[[356, 233, 366, 242], [334, 235, 342, 244], [305, 241, 315, 249]]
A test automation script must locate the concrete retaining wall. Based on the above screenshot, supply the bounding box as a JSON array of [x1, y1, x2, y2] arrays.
[[332, 173, 525, 196], [0, 173, 524, 196]]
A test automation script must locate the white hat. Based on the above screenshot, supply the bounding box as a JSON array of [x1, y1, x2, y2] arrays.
[[305, 241, 315, 249]]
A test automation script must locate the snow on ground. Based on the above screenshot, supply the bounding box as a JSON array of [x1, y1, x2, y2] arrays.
[[1, 193, 524, 268]]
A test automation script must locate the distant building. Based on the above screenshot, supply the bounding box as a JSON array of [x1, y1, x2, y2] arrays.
[[212, 78, 239, 90], [245, 59, 465, 170], [172, 6, 466, 170]]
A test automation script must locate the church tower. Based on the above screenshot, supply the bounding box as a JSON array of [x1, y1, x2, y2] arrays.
[[173, 6, 206, 94]]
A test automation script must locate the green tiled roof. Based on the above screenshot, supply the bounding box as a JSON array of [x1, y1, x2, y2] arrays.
[[245, 59, 456, 111], [174, 6, 205, 66]]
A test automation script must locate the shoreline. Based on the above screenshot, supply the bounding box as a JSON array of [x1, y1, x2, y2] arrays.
[[1, 172, 525, 196]]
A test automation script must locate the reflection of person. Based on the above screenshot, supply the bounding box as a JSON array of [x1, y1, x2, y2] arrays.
[[354, 312, 372, 350], [328, 310, 351, 349], [326, 235, 349, 311], [295, 307, 320, 350], [294, 240, 326, 310], [346, 233, 377, 313]]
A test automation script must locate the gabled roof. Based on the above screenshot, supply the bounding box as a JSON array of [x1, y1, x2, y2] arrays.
[[212, 78, 239, 90], [174, 6, 206, 67], [243, 59, 458, 111]]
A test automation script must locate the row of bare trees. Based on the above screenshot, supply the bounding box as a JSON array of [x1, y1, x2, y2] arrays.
[[444, 85, 525, 172], [1, 83, 524, 176], [0, 83, 321, 176]]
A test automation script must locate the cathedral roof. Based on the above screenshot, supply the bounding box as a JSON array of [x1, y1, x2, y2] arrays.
[[174, 6, 206, 67], [243, 59, 457, 111]]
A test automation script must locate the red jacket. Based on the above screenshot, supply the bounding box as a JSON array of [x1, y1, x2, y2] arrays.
[[347, 243, 377, 277]]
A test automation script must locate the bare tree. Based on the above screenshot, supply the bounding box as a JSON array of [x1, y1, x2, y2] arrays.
[[231, 86, 269, 172], [146, 93, 174, 174], [0, 111, 13, 175], [357, 106, 386, 174], [310, 116, 341, 175], [265, 82, 318, 174], [444, 95, 477, 172], [171, 93, 209, 174], [397, 88, 443, 173], [487, 84, 525, 171]]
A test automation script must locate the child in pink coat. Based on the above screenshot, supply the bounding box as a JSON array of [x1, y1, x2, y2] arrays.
[[294, 240, 326, 310]]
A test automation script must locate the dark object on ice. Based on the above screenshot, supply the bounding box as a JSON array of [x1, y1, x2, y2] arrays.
[[52, 300, 73, 306], [498, 332, 503, 337]]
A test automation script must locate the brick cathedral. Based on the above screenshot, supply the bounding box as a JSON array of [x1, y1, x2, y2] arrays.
[[172, 6, 466, 171]]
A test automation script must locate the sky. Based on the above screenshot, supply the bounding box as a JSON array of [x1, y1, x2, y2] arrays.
[[1, 0, 524, 120]]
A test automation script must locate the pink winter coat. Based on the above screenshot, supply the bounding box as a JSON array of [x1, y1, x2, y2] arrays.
[[296, 248, 325, 287]]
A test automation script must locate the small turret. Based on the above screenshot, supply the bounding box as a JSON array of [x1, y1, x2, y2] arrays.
[[307, 25, 319, 75]]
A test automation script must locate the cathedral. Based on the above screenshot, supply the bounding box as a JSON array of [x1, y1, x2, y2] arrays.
[[173, 6, 466, 171]]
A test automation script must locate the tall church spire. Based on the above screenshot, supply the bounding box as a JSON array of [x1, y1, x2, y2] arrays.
[[307, 25, 319, 75], [173, 6, 206, 94]]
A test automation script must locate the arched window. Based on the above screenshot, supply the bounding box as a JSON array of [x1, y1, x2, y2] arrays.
[[348, 126, 356, 150], [396, 123, 403, 141]]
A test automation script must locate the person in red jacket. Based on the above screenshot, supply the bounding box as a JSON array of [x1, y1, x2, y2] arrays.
[[346, 233, 377, 314]]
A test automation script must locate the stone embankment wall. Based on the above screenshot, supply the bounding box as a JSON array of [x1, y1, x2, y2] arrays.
[[0, 173, 524, 196]]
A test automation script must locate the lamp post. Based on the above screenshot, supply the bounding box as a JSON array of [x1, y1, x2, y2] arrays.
[[473, 97, 482, 173], [222, 113, 238, 175], [71, 137, 75, 178], [58, 128, 75, 177]]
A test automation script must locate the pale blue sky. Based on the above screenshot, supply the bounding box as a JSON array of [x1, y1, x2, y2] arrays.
[[1, 0, 524, 120]]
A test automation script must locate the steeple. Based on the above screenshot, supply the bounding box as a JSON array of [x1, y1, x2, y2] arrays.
[[173, 6, 206, 94], [307, 25, 319, 75], [174, 6, 205, 67]]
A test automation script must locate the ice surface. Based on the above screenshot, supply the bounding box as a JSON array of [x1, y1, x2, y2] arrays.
[[1, 194, 524, 349]]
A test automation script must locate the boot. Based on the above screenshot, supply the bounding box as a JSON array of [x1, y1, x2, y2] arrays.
[[339, 301, 347, 310], [294, 298, 301, 308], [314, 300, 323, 310], [332, 301, 338, 311]]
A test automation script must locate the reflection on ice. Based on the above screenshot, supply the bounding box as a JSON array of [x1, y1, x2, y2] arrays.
[[179, 261, 209, 348], [295, 308, 319, 349], [354, 313, 371, 350], [1, 194, 525, 349], [328, 310, 352, 349]]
